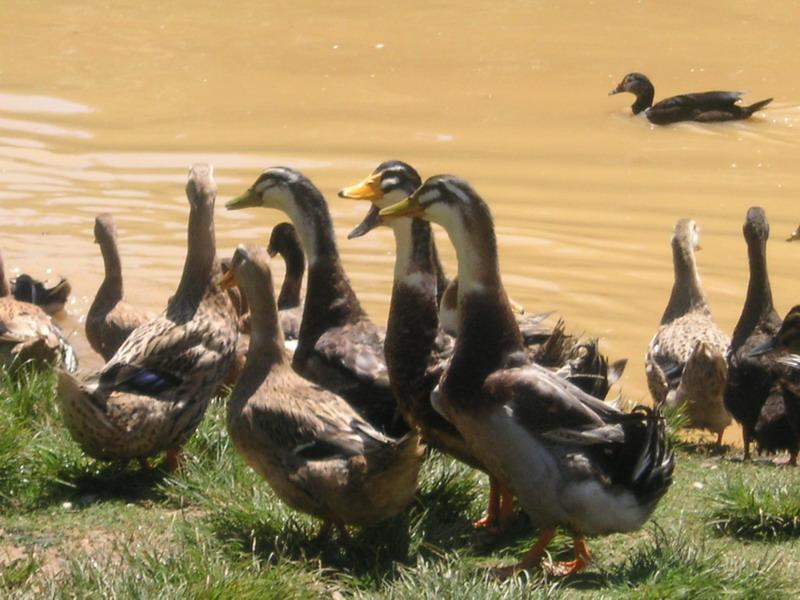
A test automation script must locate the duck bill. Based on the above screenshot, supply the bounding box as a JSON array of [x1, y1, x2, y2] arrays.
[[338, 174, 383, 201], [749, 338, 777, 357], [226, 189, 259, 210], [608, 82, 624, 96], [348, 204, 383, 239], [379, 195, 423, 219], [219, 270, 237, 290], [787, 227, 800, 242]]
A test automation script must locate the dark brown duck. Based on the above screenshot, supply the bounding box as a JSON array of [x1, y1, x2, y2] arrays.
[[610, 72, 772, 125]]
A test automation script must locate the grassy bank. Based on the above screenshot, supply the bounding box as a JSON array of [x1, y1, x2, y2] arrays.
[[1, 365, 798, 599]]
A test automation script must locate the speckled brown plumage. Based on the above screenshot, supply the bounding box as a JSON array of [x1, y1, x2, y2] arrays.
[[646, 219, 730, 442], [57, 165, 238, 464], [225, 245, 422, 530], [85, 213, 154, 361], [0, 250, 77, 372]]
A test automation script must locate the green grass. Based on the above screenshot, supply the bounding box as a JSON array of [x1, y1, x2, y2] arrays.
[[2, 365, 799, 598]]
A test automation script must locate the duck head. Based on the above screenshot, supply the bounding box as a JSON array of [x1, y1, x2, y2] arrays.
[[220, 245, 274, 300], [267, 222, 303, 259], [610, 72, 655, 114], [186, 163, 217, 209], [339, 161, 422, 239], [743, 206, 769, 245]]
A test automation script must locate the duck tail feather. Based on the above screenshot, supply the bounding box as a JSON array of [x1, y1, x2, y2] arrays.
[[629, 406, 675, 507]]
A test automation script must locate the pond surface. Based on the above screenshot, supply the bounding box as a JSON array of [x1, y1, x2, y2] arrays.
[[2, 1, 798, 444]]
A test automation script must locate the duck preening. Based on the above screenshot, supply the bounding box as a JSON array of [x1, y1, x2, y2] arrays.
[[610, 72, 772, 125], [724, 207, 797, 463], [645, 219, 731, 445], [378, 175, 673, 577], [85, 213, 154, 361], [226, 167, 405, 437], [56, 164, 239, 469], [0, 249, 77, 372], [221, 245, 423, 535], [11, 274, 71, 316]]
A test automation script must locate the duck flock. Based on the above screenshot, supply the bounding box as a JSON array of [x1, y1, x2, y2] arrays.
[[1, 73, 791, 578]]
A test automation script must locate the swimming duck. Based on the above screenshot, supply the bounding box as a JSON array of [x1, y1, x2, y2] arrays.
[[379, 175, 673, 576], [85, 214, 155, 361], [610, 72, 772, 125], [787, 225, 800, 243], [11, 274, 71, 316], [56, 164, 239, 469], [266, 222, 305, 341], [222, 244, 423, 535], [645, 219, 731, 445], [724, 207, 796, 462], [226, 167, 403, 436], [0, 249, 77, 372]]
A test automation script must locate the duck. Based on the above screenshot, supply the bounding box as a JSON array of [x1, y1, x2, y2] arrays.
[[56, 164, 239, 469], [645, 219, 731, 445], [85, 213, 155, 361], [787, 224, 800, 242], [724, 207, 797, 462], [340, 162, 627, 530], [222, 244, 423, 535], [749, 305, 800, 466], [226, 167, 404, 436], [266, 222, 305, 341], [340, 161, 626, 389], [378, 175, 673, 577], [610, 72, 772, 125], [0, 249, 77, 372], [11, 274, 71, 316]]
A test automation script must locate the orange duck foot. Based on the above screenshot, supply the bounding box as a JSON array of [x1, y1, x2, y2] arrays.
[[548, 537, 592, 576], [474, 479, 514, 532], [492, 528, 556, 580]]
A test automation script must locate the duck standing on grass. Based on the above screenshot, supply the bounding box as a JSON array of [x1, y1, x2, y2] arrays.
[[226, 168, 405, 437], [85, 213, 154, 361], [378, 175, 673, 577], [724, 207, 797, 464], [0, 249, 77, 372], [221, 245, 423, 537], [645, 219, 731, 445], [610, 72, 772, 125], [56, 164, 239, 470]]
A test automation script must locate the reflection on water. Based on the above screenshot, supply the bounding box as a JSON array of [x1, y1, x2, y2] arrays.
[[1, 1, 799, 443]]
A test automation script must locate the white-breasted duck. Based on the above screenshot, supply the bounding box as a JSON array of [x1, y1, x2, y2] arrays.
[[645, 219, 731, 445], [724, 207, 796, 462], [85, 213, 154, 361], [226, 167, 404, 436], [56, 165, 239, 470], [221, 245, 423, 536], [379, 175, 673, 576], [610, 72, 772, 125]]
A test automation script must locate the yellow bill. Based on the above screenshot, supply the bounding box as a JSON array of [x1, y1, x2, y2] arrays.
[[338, 174, 382, 201], [225, 189, 260, 210], [378, 195, 423, 219], [219, 269, 237, 290]]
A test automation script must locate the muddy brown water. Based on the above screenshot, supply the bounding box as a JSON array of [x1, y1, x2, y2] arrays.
[[2, 1, 799, 446]]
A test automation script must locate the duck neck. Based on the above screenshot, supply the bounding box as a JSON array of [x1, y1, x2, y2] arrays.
[[288, 188, 364, 362], [385, 217, 441, 419], [231, 279, 287, 412], [660, 242, 707, 324], [171, 202, 217, 312], [0, 252, 8, 297], [96, 235, 124, 306], [732, 235, 776, 348], [430, 234, 450, 304], [632, 83, 655, 114], [276, 245, 304, 309], [444, 213, 524, 405]]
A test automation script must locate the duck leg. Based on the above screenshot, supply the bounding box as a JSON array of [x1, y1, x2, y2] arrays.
[[742, 430, 751, 461], [547, 536, 592, 576], [166, 447, 183, 472], [492, 528, 555, 579], [473, 476, 501, 529], [474, 478, 515, 531], [715, 430, 724, 448]]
